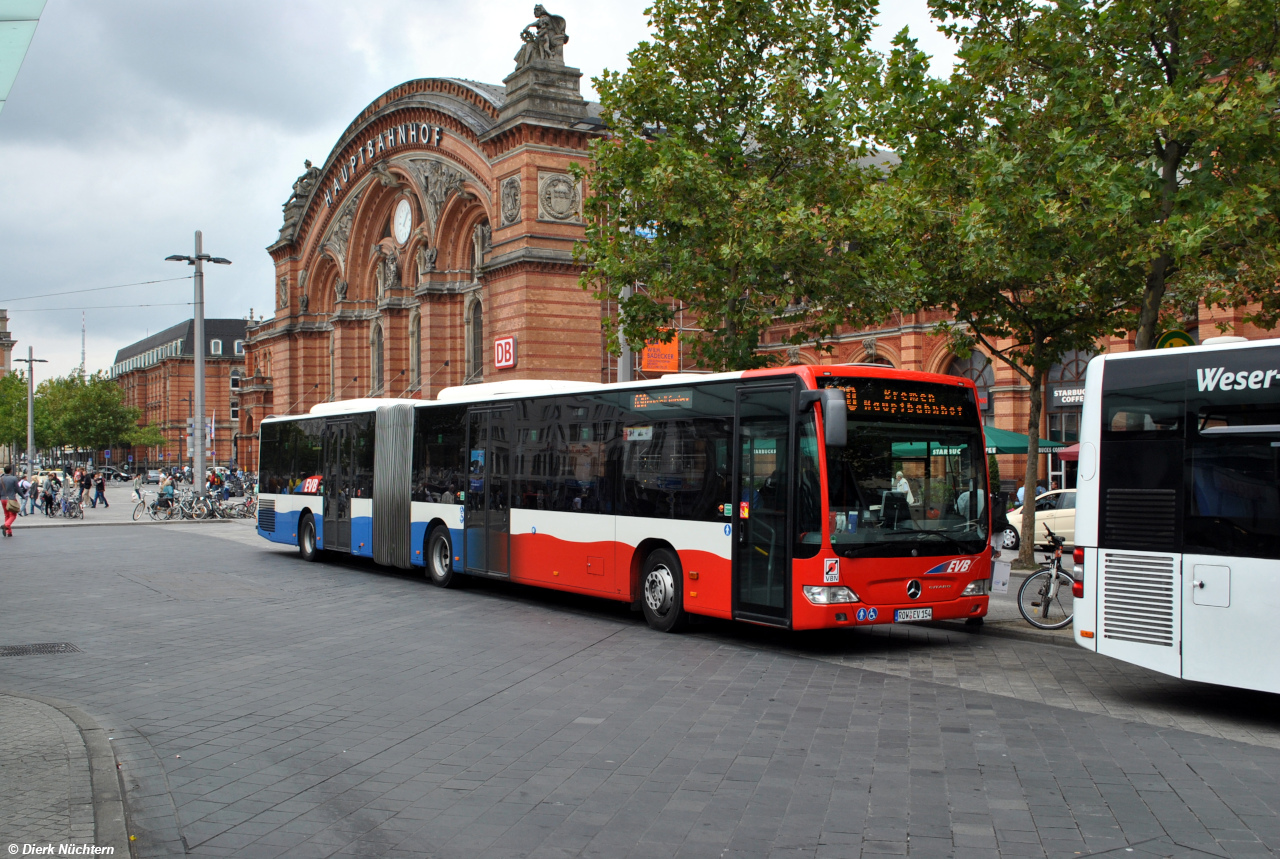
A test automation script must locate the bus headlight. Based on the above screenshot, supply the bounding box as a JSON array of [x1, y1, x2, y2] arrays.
[[803, 586, 860, 605], [961, 579, 989, 596]]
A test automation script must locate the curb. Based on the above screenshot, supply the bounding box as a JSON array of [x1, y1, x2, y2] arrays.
[[0, 690, 132, 857], [15, 518, 241, 530], [923, 619, 1079, 650]]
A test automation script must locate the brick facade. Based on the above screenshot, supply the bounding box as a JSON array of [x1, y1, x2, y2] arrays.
[[111, 319, 248, 470], [239, 36, 608, 471]]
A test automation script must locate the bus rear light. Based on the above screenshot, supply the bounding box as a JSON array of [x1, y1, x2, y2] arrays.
[[802, 586, 859, 605], [1073, 547, 1084, 566], [1072, 580, 1084, 599]]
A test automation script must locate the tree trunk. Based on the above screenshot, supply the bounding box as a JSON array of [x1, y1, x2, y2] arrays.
[[1019, 368, 1046, 565], [1135, 140, 1184, 350], [1134, 252, 1172, 350]]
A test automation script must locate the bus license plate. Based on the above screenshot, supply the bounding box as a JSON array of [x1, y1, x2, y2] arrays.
[[895, 608, 932, 623]]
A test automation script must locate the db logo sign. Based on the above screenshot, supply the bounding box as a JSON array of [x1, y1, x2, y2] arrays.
[[494, 336, 517, 369]]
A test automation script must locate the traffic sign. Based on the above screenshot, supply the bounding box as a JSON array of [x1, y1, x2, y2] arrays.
[[1156, 329, 1196, 349]]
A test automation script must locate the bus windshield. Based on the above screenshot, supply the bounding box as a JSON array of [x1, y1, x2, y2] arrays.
[[820, 377, 988, 558]]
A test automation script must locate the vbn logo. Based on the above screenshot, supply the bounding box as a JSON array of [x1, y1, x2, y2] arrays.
[[494, 336, 517, 370]]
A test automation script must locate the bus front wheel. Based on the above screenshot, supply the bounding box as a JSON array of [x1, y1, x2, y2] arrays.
[[641, 548, 687, 633], [299, 514, 319, 562], [427, 525, 457, 588]]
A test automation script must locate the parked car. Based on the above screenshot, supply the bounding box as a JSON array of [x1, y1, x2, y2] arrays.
[[145, 469, 162, 485], [1007, 488, 1076, 550]]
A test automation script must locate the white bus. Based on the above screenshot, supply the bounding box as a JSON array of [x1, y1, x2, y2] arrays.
[[1072, 337, 1280, 692]]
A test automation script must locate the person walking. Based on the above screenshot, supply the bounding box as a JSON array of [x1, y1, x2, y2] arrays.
[[92, 471, 109, 508], [0, 465, 20, 536], [42, 472, 60, 517], [18, 472, 31, 516], [78, 469, 93, 509]]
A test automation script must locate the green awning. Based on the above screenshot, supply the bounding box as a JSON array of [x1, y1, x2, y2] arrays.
[[889, 427, 1063, 459], [981, 425, 1064, 455]]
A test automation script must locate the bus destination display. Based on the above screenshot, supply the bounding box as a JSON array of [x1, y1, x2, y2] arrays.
[[826, 378, 972, 421], [632, 390, 693, 411]]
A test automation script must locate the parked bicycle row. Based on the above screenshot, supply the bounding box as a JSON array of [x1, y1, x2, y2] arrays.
[[133, 487, 257, 522]]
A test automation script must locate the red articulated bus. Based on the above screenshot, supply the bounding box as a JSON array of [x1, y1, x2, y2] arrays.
[[256, 365, 993, 631]]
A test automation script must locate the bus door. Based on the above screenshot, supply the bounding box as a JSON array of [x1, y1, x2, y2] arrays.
[[465, 408, 511, 577], [323, 420, 354, 553], [732, 385, 795, 625]]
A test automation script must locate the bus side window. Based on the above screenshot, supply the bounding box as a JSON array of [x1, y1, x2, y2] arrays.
[[1186, 405, 1280, 559]]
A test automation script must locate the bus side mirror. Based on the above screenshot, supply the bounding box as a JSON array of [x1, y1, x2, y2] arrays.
[[821, 389, 847, 447], [800, 389, 847, 446]]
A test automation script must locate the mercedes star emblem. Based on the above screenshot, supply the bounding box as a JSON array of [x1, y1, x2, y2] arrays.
[[906, 580, 922, 600]]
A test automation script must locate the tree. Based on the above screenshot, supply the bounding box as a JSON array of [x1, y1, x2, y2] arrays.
[[865, 30, 1135, 562], [924, 0, 1280, 349], [0, 372, 28, 454], [865, 0, 1280, 560], [576, 0, 894, 370], [30, 373, 143, 457], [127, 423, 167, 449]]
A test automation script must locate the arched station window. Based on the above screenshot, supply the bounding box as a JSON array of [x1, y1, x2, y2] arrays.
[[370, 322, 385, 395], [946, 352, 995, 425], [465, 298, 483, 384], [409, 308, 422, 391]]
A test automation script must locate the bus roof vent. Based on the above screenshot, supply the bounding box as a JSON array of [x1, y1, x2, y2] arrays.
[[1201, 336, 1249, 346], [436, 380, 604, 402]]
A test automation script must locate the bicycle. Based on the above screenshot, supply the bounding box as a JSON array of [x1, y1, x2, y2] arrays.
[[1016, 524, 1074, 630], [59, 491, 84, 520], [133, 491, 174, 521]]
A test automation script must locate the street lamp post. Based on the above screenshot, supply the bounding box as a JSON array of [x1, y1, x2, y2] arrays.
[[167, 231, 230, 496], [180, 394, 193, 473], [14, 347, 47, 474]]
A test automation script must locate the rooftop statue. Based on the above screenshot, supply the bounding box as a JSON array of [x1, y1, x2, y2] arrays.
[[514, 4, 568, 67]]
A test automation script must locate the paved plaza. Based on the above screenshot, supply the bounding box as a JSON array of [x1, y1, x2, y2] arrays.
[[2, 496, 1279, 858]]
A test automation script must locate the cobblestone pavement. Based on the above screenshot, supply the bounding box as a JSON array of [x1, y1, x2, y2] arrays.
[[0, 694, 95, 845], [2, 521, 1278, 858]]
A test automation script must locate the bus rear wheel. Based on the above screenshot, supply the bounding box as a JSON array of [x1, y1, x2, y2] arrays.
[[641, 548, 687, 633], [299, 513, 319, 562], [427, 525, 457, 588]]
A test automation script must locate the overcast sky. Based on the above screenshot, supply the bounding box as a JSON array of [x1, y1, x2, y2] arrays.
[[0, 0, 955, 380]]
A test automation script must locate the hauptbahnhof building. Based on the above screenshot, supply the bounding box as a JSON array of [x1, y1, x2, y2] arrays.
[[237, 7, 1274, 488]]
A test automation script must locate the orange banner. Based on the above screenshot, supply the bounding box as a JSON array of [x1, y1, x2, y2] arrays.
[[640, 334, 679, 372]]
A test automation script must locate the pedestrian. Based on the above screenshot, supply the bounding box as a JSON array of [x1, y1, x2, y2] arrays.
[[78, 469, 92, 509], [1015, 480, 1026, 506], [43, 472, 59, 516], [0, 465, 20, 536], [92, 471, 109, 508], [18, 472, 31, 516], [158, 473, 175, 511]]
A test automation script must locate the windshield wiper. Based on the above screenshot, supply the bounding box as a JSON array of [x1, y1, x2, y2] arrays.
[[910, 531, 982, 553]]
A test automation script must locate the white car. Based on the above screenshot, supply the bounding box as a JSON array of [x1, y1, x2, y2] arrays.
[[1005, 489, 1076, 549]]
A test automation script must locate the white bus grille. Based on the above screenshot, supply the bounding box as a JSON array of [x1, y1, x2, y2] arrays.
[[1101, 552, 1176, 646]]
